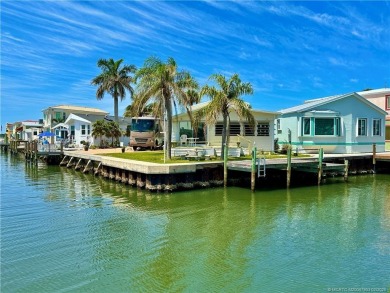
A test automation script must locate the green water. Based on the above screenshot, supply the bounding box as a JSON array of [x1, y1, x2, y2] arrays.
[[1, 153, 389, 292]]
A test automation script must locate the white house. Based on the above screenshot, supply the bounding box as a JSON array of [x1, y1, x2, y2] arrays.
[[63, 113, 131, 147], [172, 102, 278, 152], [276, 92, 387, 153]]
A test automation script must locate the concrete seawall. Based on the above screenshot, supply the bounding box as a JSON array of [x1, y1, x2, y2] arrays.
[[62, 150, 224, 191]]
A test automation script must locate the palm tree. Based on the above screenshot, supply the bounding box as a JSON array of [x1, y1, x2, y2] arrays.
[[92, 120, 107, 148], [123, 100, 158, 118], [183, 89, 201, 138], [197, 73, 255, 158], [105, 121, 122, 147], [134, 56, 198, 160], [91, 58, 136, 122]]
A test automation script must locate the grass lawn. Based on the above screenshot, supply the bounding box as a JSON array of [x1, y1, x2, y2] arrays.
[[100, 150, 310, 164]]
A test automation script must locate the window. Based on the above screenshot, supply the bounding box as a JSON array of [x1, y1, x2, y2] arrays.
[[229, 123, 241, 135], [214, 123, 241, 136], [257, 122, 270, 136], [386, 95, 390, 110], [179, 121, 192, 137], [301, 117, 340, 136], [276, 119, 281, 134], [215, 123, 223, 136], [302, 118, 311, 136], [55, 112, 62, 120], [87, 125, 91, 135], [373, 119, 381, 136], [70, 126, 75, 136], [81, 125, 86, 135], [315, 118, 335, 135], [244, 123, 255, 136], [357, 118, 367, 136]]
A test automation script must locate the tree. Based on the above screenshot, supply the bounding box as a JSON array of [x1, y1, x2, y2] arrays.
[[183, 89, 201, 138], [92, 120, 107, 147], [105, 121, 122, 147], [123, 100, 158, 118], [91, 58, 136, 122], [134, 56, 198, 160], [197, 73, 255, 158]]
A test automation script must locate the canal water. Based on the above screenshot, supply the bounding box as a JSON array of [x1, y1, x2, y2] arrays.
[[1, 152, 389, 292]]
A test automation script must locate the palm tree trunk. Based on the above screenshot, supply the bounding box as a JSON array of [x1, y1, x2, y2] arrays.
[[166, 96, 173, 160], [221, 113, 228, 159], [114, 97, 119, 122], [186, 106, 196, 138]]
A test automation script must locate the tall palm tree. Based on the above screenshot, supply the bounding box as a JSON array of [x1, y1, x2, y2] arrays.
[[91, 58, 136, 122], [197, 73, 255, 158], [134, 56, 198, 160]]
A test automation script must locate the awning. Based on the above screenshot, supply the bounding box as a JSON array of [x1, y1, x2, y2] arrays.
[[52, 123, 69, 129]]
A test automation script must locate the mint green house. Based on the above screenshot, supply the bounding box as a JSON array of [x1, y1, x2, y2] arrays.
[[276, 92, 387, 153]]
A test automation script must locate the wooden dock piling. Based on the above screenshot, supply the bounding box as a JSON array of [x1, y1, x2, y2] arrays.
[[318, 148, 324, 185], [251, 147, 257, 191], [372, 143, 376, 173], [286, 147, 292, 188], [344, 159, 349, 181]]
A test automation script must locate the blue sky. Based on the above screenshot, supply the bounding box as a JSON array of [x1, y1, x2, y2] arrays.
[[1, 1, 390, 130]]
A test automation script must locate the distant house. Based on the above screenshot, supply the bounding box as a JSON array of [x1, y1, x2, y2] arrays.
[[172, 102, 278, 151], [8, 120, 43, 141], [358, 88, 390, 150], [42, 105, 131, 147], [276, 92, 387, 154]]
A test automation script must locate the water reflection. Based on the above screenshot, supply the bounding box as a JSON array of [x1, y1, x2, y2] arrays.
[[3, 154, 390, 292]]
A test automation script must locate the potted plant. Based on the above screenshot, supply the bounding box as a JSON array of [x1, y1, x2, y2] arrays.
[[83, 141, 90, 151]]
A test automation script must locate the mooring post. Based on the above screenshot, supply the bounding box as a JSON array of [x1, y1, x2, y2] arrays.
[[251, 146, 257, 191], [318, 147, 324, 185], [287, 146, 292, 188], [372, 143, 376, 173], [223, 143, 228, 187], [344, 159, 349, 181]]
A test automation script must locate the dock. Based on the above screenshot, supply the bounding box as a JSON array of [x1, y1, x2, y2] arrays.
[[4, 141, 389, 191], [8, 140, 63, 163]]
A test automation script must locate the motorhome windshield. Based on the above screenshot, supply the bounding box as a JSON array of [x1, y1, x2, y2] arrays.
[[131, 119, 155, 132]]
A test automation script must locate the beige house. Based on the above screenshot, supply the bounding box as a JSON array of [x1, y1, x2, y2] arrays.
[[172, 102, 278, 152], [359, 88, 390, 150]]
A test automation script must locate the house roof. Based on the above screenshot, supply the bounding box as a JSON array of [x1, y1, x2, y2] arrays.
[[21, 121, 43, 127], [357, 88, 390, 97], [43, 105, 109, 115], [173, 100, 278, 119], [279, 92, 388, 115], [63, 114, 131, 125]]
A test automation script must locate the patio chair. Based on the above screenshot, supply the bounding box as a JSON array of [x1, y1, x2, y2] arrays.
[[180, 134, 187, 146]]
